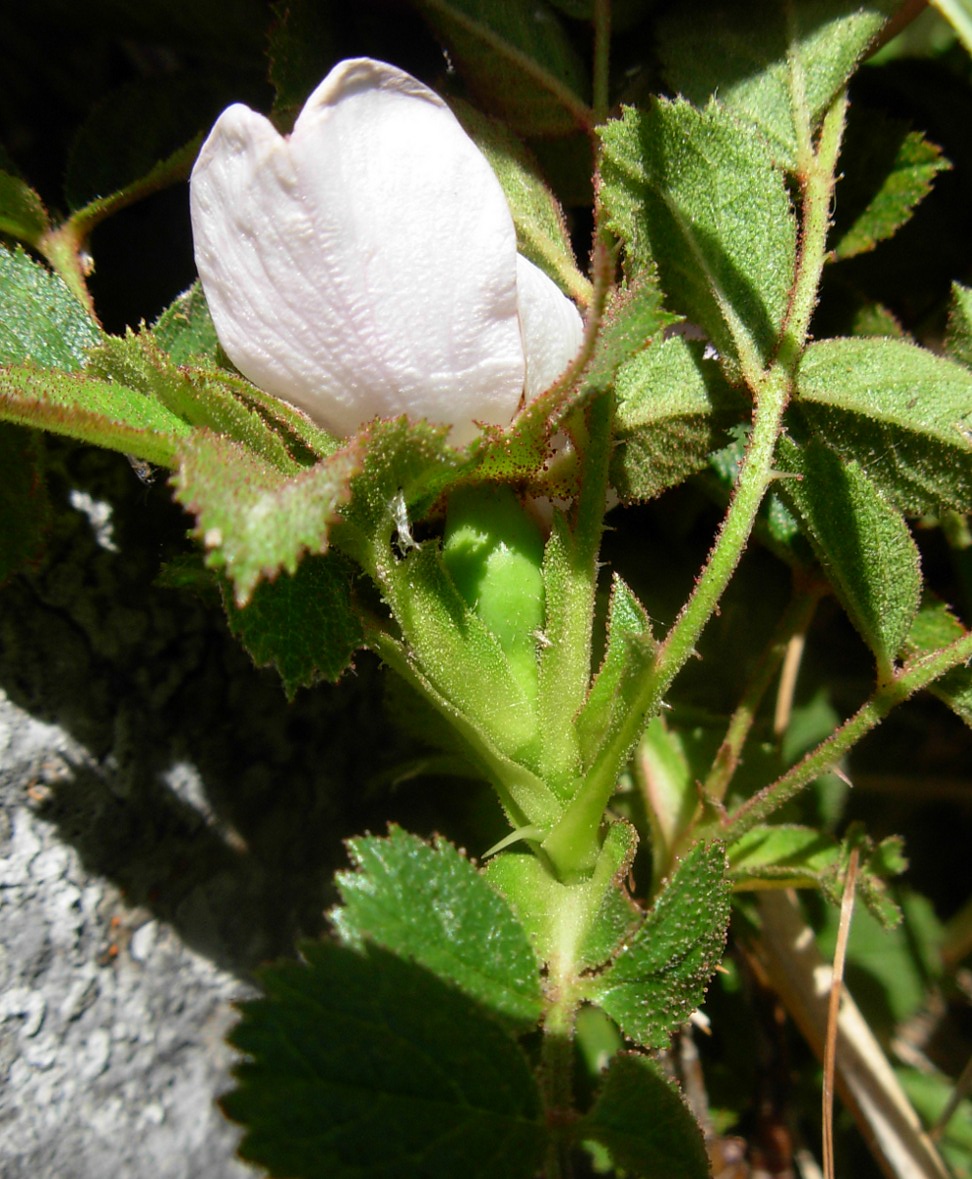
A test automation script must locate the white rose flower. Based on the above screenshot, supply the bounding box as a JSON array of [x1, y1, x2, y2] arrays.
[[190, 58, 584, 445]]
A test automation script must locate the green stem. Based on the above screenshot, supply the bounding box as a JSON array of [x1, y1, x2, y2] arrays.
[[537, 392, 613, 797], [723, 629, 972, 842], [541, 982, 580, 1179], [777, 90, 847, 368], [543, 365, 791, 876]]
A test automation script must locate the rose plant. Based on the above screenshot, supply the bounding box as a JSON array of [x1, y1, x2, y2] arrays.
[[1, 2, 971, 1176]]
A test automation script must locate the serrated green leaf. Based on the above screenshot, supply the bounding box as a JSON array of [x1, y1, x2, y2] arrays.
[[0, 246, 100, 368], [222, 551, 363, 694], [612, 332, 744, 502], [173, 432, 358, 605], [795, 336, 972, 514], [903, 595, 972, 728], [0, 362, 191, 466], [223, 940, 545, 1179], [88, 333, 301, 473], [579, 1054, 709, 1179], [776, 432, 922, 666], [728, 824, 841, 888], [583, 278, 679, 400], [587, 842, 729, 1049], [411, 0, 591, 136], [452, 101, 590, 306], [331, 827, 543, 1028], [0, 171, 49, 246], [832, 112, 950, 260], [268, 0, 337, 115], [0, 424, 49, 583], [151, 281, 220, 367], [657, 0, 898, 168], [945, 281, 972, 369], [600, 99, 798, 377]]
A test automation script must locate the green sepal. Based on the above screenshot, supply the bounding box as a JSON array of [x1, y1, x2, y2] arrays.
[[485, 819, 639, 972], [381, 541, 540, 767], [0, 361, 191, 468], [576, 574, 655, 770], [87, 333, 303, 474], [442, 484, 545, 710]]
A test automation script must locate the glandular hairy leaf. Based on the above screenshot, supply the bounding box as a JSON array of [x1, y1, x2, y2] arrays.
[[903, 595, 972, 729], [0, 246, 99, 369], [0, 362, 191, 468], [600, 99, 797, 377], [587, 841, 730, 1049], [657, 0, 898, 168], [223, 940, 545, 1179], [945, 281, 972, 369], [580, 1053, 709, 1179], [0, 172, 49, 247], [411, 0, 591, 136], [332, 827, 543, 1028], [173, 431, 359, 606], [611, 332, 744, 501], [775, 432, 922, 667], [151, 281, 221, 368], [831, 110, 950, 261], [795, 336, 972, 515], [221, 551, 363, 693]]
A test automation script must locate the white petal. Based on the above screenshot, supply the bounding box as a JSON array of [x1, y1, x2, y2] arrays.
[[190, 58, 525, 443], [515, 255, 585, 403]]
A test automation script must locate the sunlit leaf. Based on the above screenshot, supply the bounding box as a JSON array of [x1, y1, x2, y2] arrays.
[[795, 336, 972, 515], [0, 246, 99, 369], [600, 99, 797, 376], [587, 842, 729, 1049], [776, 432, 922, 666], [657, 0, 898, 168], [832, 111, 950, 260], [332, 827, 543, 1028]]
